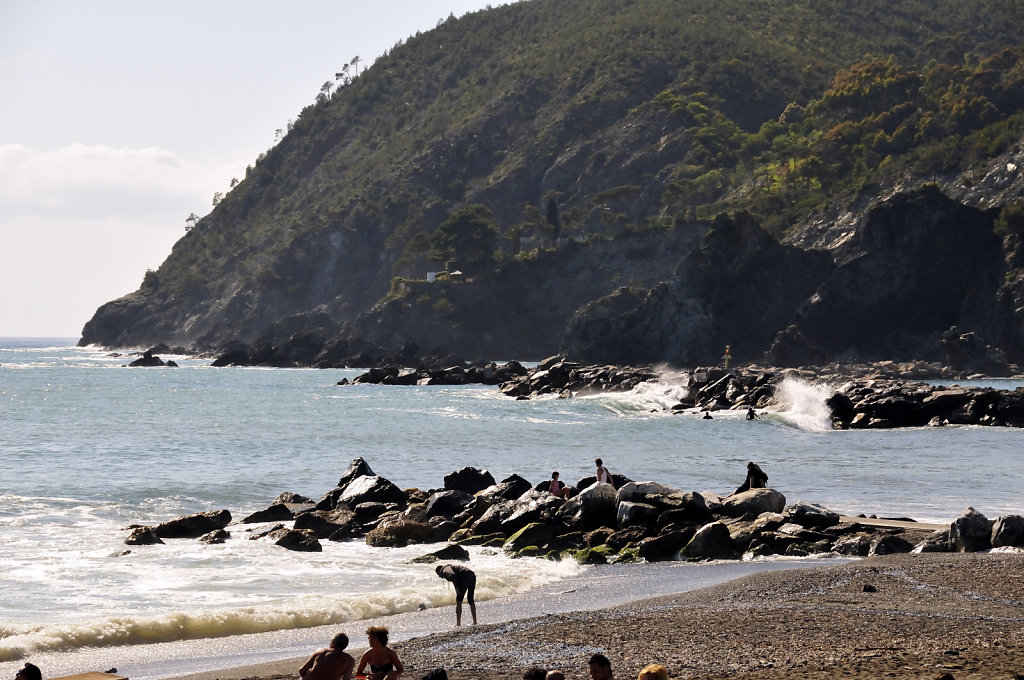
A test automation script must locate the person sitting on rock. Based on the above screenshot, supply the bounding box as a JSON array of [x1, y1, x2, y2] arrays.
[[729, 461, 768, 497], [548, 471, 571, 498], [300, 632, 354, 680]]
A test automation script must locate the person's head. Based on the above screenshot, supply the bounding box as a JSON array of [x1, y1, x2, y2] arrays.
[[366, 625, 389, 647], [546, 671, 565, 680], [551, 471, 559, 480], [637, 665, 667, 680], [588, 654, 612, 680], [522, 669, 546, 680], [16, 665, 41, 680], [330, 632, 349, 651], [595, 458, 603, 466]]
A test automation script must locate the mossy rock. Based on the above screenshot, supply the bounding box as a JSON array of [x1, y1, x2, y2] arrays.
[[481, 536, 507, 548], [409, 543, 471, 563], [516, 545, 543, 558], [503, 522, 555, 553], [455, 531, 505, 545], [611, 547, 641, 563], [545, 549, 564, 561], [447, 528, 472, 543], [572, 546, 612, 564]]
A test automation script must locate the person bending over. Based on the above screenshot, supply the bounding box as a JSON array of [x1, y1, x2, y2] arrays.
[[300, 633, 354, 680], [356, 626, 403, 680], [435, 563, 477, 626]]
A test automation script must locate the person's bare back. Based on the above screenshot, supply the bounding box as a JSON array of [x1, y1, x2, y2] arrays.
[[300, 633, 354, 680]]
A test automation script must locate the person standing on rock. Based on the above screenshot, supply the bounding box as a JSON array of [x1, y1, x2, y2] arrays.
[[435, 563, 477, 626], [595, 458, 614, 487]]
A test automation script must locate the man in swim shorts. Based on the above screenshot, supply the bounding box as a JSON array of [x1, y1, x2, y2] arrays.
[[435, 563, 477, 626]]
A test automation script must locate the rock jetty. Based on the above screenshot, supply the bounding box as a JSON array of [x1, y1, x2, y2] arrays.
[[340, 355, 1024, 428], [123, 457, 1024, 567]]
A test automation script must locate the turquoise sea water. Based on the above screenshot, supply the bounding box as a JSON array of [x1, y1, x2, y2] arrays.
[[2, 339, 1022, 678]]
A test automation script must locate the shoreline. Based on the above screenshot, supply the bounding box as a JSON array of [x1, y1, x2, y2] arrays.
[[160, 552, 1024, 680]]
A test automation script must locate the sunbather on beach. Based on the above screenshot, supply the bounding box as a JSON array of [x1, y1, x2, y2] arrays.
[[356, 626, 404, 680], [637, 664, 668, 680], [300, 632, 354, 680], [15, 664, 41, 680], [588, 654, 613, 680]]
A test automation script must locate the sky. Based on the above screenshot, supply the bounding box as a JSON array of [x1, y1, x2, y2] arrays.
[[0, 0, 512, 338]]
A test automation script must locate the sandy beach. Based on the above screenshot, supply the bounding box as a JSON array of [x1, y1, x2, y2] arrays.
[[166, 552, 1024, 680]]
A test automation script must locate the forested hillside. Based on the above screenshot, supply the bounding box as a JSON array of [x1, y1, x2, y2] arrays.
[[81, 0, 1024, 368]]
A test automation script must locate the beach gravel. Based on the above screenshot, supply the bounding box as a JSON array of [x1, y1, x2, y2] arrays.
[[199, 552, 1024, 680]]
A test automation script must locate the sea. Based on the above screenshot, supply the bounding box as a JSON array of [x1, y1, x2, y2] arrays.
[[2, 338, 1022, 680]]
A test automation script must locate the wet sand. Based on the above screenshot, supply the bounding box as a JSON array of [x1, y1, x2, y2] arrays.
[[167, 552, 1024, 680]]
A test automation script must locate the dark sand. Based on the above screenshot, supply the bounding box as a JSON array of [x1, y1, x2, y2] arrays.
[[168, 552, 1024, 680]]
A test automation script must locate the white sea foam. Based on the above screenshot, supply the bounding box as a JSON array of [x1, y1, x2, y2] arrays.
[[771, 377, 834, 431]]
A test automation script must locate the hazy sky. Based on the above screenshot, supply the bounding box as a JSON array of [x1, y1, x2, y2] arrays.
[[0, 0, 511, 338]]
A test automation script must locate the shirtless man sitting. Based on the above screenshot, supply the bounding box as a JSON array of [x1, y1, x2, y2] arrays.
[[300, 632, 354, 680]]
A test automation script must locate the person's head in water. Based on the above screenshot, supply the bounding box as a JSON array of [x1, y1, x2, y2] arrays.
[[588, 654, 612, 680], [330, 633, 349, 651], [16, 665, 41, 680]]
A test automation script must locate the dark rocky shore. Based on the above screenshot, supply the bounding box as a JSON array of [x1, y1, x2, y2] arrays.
[[124, 458, 1024, 570], [336, 355, 1024, 429], [122, 340, 1024, 429]]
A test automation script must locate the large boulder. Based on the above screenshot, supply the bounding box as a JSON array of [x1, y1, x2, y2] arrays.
[[444, 467, 496, 494], [503, 522, 555, 553], [469, 500, 517, 536], [991, 514, 1024, 548], [557, 482, 618, 530], [125, 527, 164, 545], [638, 529, 695, 562], [155, 510, 232, 539], [276, 528, 322, 552], [316, 457, 377, 510], [477, 475, 534, 503], [719, 489, 786, 518], [294, 508, 358, 539], [681, 521, 738, 560], [411, 543, 472, 563], [425, 490, 476, 519], [616, 501, 660, 529], [616, 481, 681, 504], [365, 517, 435, 547], [241, 503, 294, 524], [787, 501, 840, 528], [339, 475, 408, 507], [949, 506, 992, 552]]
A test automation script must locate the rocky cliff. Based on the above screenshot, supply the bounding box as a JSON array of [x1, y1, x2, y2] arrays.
[[79, 0, 1024, 368]]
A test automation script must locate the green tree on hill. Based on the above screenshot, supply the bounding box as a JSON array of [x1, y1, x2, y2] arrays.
[[430, 204, 500, 273]]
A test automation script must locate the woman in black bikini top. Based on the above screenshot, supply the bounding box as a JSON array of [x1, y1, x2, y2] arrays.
[[356, 626, 404, 680]]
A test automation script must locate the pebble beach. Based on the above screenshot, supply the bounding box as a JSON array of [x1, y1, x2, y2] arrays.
[[168, 552, 1024, 680]]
